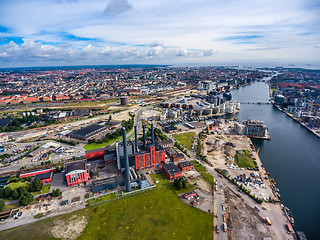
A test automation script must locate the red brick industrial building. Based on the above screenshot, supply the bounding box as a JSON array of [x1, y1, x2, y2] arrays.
[[19, 168, 55, 184], [178, 161, 194, 171], [65, 160, 90, 186], [162, 163, 182, 180], [134, 146, 165, 170]]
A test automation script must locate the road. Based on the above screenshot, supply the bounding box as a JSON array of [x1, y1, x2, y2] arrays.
[[205, 164, 293, 240], [184, 131, 293, 240]]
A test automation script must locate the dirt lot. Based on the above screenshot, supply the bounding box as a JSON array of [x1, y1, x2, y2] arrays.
[[203, 134, 274, 200], [204, 134, 251, 168], [52, 215, 88, 239], [139, 109, 161, 120], [224, 188, 277, 240]]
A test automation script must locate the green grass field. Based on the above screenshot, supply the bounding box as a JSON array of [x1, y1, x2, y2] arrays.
[[234, 153, 255, 168], [32, 185, 51, 196], [191, 160, 206, 173], [173, 132, 195, 150], [0, 176, 213, 240], [3, 202, 20, 211], [6, 181, 28, 190], [83, 135, 122, 150], [191, 160, 214, 187]]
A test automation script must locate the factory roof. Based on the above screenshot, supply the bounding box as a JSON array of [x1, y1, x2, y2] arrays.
[[68, 124, 107, 138], [0, 117, 14, 127], [34, 172, 52, 180], [65, 160, 87, 174], [92, 176, 123, 188], [178, 161, 193, 168], [163, 163, 182, 175]]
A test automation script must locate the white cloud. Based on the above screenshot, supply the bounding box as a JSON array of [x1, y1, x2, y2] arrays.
[[0, 0, 319, 67]]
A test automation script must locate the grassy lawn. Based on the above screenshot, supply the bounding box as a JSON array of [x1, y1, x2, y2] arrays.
[[84, 135, 122, 150], [3, 202, 20, 211], [234, 152, 255, 168], [6, 181, 28, 190], [201, 172, 214, 186], [32, 185, 51, 196], [191, 160, 214, 187], [86, 192, 118, 206], [173, 132, 195, 150], [191, 160, 206, 173], [149, 173, 167, 187], [1, 177, 213, 240]]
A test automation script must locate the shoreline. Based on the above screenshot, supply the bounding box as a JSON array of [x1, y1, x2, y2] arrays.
[[268, 84, 320, 138]]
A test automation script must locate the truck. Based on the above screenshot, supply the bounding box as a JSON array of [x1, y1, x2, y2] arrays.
[[265, 217, 272, 225]]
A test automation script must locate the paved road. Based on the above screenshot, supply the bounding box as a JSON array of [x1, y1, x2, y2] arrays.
[[186, 131, 292, 240], [205, 164, 293, 240]]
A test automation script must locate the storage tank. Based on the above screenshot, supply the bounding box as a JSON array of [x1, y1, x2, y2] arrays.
[[120, 96, 129, 106]]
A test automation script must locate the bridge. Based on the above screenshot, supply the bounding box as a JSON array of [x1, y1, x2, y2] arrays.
[[239, 102, 271, 105]]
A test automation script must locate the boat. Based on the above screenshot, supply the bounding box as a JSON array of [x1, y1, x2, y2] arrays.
[[284, 206, 295, 226]]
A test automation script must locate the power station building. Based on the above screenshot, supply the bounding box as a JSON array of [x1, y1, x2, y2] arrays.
[[86, 123, 167, 171]]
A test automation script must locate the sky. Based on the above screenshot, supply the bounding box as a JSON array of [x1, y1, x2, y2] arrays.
[[0, 0, 319, 68]]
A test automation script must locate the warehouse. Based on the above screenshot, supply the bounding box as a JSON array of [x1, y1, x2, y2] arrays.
[[20, 168, 55, 180], [34, 171, 53, 184], [178, 161, 194, 171], [67, 124, 108, 140], [162, 163, 182, 180], [65, 160, 90, 186], [92, 176, 124, 193]]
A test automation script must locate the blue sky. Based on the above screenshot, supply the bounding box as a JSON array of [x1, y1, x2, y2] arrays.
[[0, 0, 319, 67]]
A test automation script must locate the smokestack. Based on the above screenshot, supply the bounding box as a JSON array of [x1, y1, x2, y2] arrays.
[[134, 125, 138, 152], [122, 128, 131, 192], [151, 123, 154, 145], [143, 123, 146, 148]]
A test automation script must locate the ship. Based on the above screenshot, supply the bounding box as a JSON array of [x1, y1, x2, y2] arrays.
[[283, 206, 295, 226]]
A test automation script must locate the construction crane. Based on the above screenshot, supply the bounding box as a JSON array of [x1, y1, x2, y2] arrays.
[[56, 119, 63, 129]]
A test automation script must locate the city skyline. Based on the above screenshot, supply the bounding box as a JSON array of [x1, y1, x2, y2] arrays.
[[0, 0, 320, 68]]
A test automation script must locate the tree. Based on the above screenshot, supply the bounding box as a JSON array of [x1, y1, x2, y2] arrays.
[[52, 188, 61, 197], [51, 189, 56, 197], [55, 188, 61, 196], [0, 199, 4, 212], [17, 186, 28, 197], [11, 189, 19, 200], [19, 192, 34, 206], [0, 188, 4, 198], [29, 179, 43, 192], [26, 176, 32, 182], [4, 186, 12, 198]]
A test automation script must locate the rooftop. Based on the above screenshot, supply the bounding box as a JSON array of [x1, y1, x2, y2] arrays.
[[163, 163, 182, 175], [65, 160, 87, 174]]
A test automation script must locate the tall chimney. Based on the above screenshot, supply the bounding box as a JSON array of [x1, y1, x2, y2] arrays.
[[134, 125, 138, 152], [151, 123, 154, 145], [122, 128, 131, 192], [143, 123, 146, 148]]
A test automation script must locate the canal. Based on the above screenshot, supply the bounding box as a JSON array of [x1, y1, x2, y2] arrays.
[[231, 81, 320, 240]]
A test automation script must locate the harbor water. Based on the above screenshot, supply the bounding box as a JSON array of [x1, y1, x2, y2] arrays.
[[231, 81, 320, 240]]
